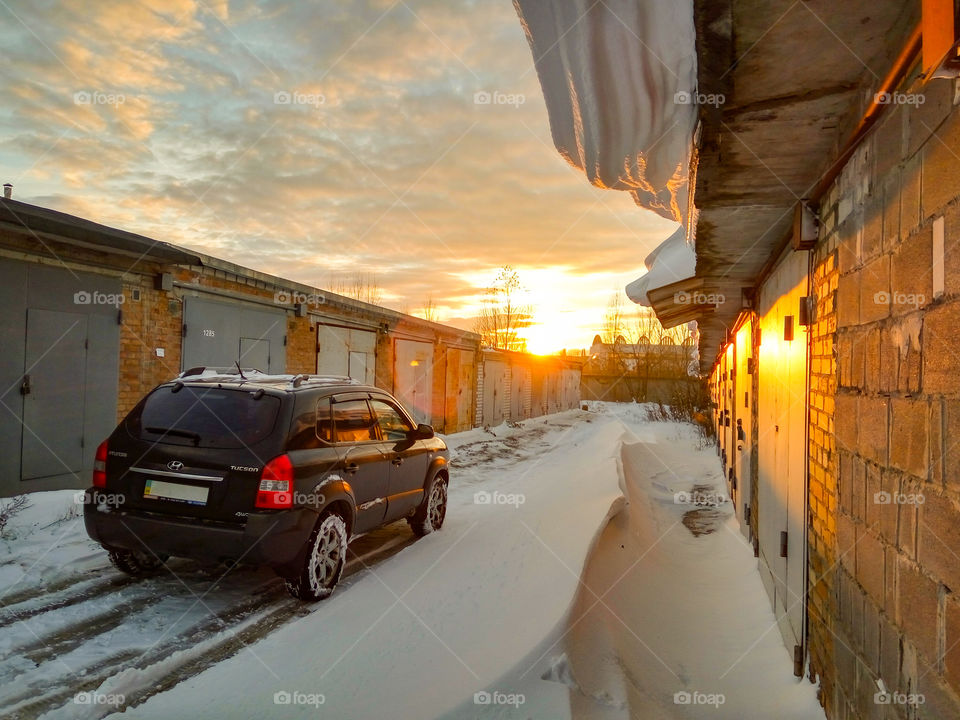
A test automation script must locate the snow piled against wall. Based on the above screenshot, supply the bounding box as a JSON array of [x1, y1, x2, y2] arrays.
[[513, 0, 697, 223]]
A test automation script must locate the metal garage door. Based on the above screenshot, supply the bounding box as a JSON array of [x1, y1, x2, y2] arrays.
[[734, 319, 754, 541], [316, 325, 376, 384], [182, 297, 286, 373], [21, 309, 87, 480], [756, 250, 808, 659], [444, 348, 474, 433], [394, 339, 433, 425], [510, 365, 531, 420], [0, 259, 120, 494], [482, 359, 508, 426]]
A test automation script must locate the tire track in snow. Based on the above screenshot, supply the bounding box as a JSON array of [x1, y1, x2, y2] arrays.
[[3, 523, 417, 719], [100, 530, 417, 717], [5, 587, 292, 719], [0, 559, 199, 630]]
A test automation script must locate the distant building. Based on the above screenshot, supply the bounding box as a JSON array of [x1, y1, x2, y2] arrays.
[[581, 334, 697, 403]]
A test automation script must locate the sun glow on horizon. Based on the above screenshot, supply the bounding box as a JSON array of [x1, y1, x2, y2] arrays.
[[452, 266, 644, 355]]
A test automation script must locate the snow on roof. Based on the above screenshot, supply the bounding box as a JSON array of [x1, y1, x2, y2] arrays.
[[514, 0, 697, 223], [625, 226, 696, 306]]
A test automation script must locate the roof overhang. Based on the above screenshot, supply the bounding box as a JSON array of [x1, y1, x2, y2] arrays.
[[0, 198, 203, 266], [647, 276, 719, 329], [690, 0, 917, 372]]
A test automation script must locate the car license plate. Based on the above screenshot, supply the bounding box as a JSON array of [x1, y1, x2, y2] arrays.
[[144, 479, 209, 506]]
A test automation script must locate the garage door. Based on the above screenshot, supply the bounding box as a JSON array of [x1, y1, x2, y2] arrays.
[[444, 348, 475, 433], [316, 325, 376, 384], [394, 339, 433, 425], [756, 250, 808, 659], [482, 360, 508, 426], [0, 259, 120, 494], [182, 297, 286, 374]]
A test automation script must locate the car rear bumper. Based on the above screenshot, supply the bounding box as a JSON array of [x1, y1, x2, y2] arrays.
[[83, 490, 318, 573]]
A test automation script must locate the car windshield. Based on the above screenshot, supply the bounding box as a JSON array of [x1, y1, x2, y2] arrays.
[[133, 386, 281, 449]]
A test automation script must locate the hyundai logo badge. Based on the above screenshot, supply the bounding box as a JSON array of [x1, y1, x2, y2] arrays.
[[167, 460, 184, 471]]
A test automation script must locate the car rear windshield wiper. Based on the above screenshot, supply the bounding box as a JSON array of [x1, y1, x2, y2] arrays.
[[145, 426, 201, 446]]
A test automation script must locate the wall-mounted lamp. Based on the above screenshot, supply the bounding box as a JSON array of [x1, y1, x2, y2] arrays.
[[784, 315, 795, 342], [799, 296, 813, 326]]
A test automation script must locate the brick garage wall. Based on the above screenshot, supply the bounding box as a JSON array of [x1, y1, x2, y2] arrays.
[[807, 220, 838, 711], [117, 279, 184, 421], [823, 75, 960, 720], [116, 266, 319, 420]]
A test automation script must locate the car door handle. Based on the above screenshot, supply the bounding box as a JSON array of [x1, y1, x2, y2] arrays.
[[344, 463, 359, 474], [391, 457, 403, 466]]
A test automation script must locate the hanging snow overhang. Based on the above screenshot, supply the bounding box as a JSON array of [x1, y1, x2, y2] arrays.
[[624, 225, 696, 307], [690, 0, 918, 373], [515, 0, 918, 374], [513, 0, 697, 223]]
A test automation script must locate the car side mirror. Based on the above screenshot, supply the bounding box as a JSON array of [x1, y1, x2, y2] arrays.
[[412, 423, 434, 440]]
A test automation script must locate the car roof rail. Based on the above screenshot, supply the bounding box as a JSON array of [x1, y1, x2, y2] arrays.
[[179, 366, 263, 378]]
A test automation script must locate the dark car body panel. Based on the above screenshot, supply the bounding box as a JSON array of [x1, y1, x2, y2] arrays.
[[84, 374, 448, 575]]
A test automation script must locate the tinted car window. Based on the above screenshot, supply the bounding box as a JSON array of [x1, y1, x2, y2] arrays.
[[333, 399, 378, 443], [134, 386, 280, 448], [288, 400, 321, 451], [371, 399, 412, 441]]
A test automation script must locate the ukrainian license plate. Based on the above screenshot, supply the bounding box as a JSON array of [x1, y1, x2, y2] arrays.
[[143, 479, 209, 506]]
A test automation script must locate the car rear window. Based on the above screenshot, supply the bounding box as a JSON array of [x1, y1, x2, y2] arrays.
[[132, 386, 281, 449]]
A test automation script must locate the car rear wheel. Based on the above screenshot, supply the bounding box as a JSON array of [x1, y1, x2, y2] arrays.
[[286, 512, 348, 601], [408, 474, 447, 537], [107, 548, 166, 576]]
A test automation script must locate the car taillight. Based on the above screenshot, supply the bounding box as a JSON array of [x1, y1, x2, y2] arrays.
[[256, 454, 294, 509], [93, 440, 108, 488]]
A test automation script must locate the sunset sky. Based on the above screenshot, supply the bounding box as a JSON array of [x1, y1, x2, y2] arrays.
[[0, 0, 678, 353]]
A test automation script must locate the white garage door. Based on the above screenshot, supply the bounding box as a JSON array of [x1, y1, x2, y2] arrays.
[[316, 325, 376, 384], [394, 339, 433, 425]]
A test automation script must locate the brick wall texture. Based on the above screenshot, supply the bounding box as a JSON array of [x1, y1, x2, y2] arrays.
[[815, 76, 960, 719]]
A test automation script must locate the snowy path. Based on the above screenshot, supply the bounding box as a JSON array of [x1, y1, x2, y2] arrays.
[[0, 404, 826, 719]]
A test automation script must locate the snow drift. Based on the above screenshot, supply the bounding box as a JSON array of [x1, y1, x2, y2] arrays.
[[513, 0, 697, 223]]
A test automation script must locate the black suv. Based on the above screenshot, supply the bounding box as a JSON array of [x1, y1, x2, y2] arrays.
[[83, 368, 450, 601]]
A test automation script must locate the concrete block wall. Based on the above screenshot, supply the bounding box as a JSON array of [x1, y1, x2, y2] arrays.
[[816, 74, 960, 720]]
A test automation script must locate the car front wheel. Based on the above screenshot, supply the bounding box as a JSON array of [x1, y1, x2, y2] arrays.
[[409, 474, 448, 537], [286, 512, 348, 601]]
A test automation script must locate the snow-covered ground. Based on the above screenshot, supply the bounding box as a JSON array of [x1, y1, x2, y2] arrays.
[[0, 403, 825, 719]]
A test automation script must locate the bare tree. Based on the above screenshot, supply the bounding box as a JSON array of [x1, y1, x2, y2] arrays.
[[590, 294, 695, 401], [420, 296, 439, 323], [328, 272, 384, 306], [601, 293, 627, 345], [474, 266, 533, 352]]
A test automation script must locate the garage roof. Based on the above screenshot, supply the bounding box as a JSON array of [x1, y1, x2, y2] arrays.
[[692, 0, 916, 372], [0, 198, 203, 266]]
